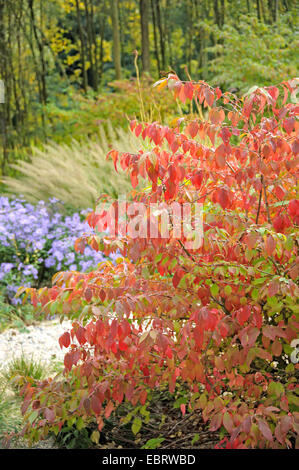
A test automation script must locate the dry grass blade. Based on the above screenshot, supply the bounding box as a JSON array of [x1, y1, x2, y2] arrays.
[[4, 124, 145, 209]]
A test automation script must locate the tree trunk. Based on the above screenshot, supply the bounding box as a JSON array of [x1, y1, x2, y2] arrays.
[[139, 0, 150, 73], [83, 0, 96, 90], [155, 0, 165, 70], [256, 0, 261, 20], [0, 0, 6, 174], [75, 0, 88, 92], [220, 0, 225, 27], [214, 0, 221, 27], [151, 0, 161, 74], [28, 0, 47, 104], [110, 0, 122, 80]]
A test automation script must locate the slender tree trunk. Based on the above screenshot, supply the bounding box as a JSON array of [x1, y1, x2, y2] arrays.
[[260, 0, 266, 22], [139, 0, 150, 73], [256, 0, 261, 20], [28, 0, 47, 104], [0, 0, 8, 175], [151, 0, 161, 74], [75, 0, 88, 92], [110, 0, 122, 80], [89, 0, 99, 90], [83, 0, 96, 90], [214, 0, 221, 27], [274, 0, 279, 21], [220, 0, 225, 27], [155, 0, 165, 70], [99, 15, 105, 82]]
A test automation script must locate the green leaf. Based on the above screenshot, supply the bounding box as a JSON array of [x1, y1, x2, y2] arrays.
[[268, 381, 284, 398], [76, 417, 84, 430], [210, 284, 219, 296], [28, 410, 38, 424], [251, 288, 259, 300], [142, 437, 165, 449], [224, 285, 232, 296], [132, 417, 142, 435], [285, 237, 293, 251], [174, 397, 187, 408], [91, 430, 100, 444]]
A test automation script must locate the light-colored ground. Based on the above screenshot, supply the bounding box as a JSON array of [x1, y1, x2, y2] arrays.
[[0, 319, 72, 372]]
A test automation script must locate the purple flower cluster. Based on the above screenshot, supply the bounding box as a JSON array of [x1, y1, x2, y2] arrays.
[[0, 196, 117, 304]]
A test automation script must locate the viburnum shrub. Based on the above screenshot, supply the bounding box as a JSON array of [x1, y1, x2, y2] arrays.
[[17, 75, 299, 449]]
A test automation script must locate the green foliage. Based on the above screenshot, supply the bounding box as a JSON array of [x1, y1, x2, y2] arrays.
[[0, 292, 38, 333], [4, 355, 46, 391], [207, 14, 299, 93], [54, 423, 93, 449], [142, 437, 165, 449]]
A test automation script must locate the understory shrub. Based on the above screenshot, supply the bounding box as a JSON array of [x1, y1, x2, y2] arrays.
[[207, 13, 298, 93], [17, 75, 299, 449], [0, 196, 116, 304]]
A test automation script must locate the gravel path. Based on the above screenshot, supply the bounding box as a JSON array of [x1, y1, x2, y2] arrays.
[[0, 319, 72, 371]]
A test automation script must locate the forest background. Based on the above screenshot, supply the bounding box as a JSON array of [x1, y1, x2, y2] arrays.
[[0, 0, 298, 179]]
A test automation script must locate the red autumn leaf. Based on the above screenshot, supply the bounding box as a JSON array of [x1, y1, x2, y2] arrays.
[[223, 411, 234, 433], [193, 326, 203, 349], [107, 149, 119, 172], [184, 82, 194, 101], [59, 331, 70, 349], [271, 338, 282, 356], [236, 306, 251, 326], [44, 408, 55, 423], [258, 419, 273, 442], [217, 188, 230, 209], [84, 288, 92, 302], [280, 415, 292, 434], [172, 268, 184, 288], [130, 170, 139, 188], [130, 120, 137, 132], [134, 123, 143, 137], [265, 235, 275, 256], [191, 170, 204, 189], [288, 199, 299, 217], [204, 87, 214, 107], [209, 412, 222, 431], [215, 144, 227, 168], [186, 120, 199, 138], [91, 395, 102, 415], [283, 117, 295, 134], [74, 238, 86, 254], [75, 326, 87, 345], [99, 289, 106, 302], [274, 423, 285, 445], [171, 139, 180, 153], [210, 108, 225, 125], [104, 400, 114, 419], [289, 264, 298, 280], [139, 389, 147, 405]]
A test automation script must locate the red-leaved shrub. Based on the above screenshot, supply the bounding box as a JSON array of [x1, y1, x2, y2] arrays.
[[18, 75, 299, 448]]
